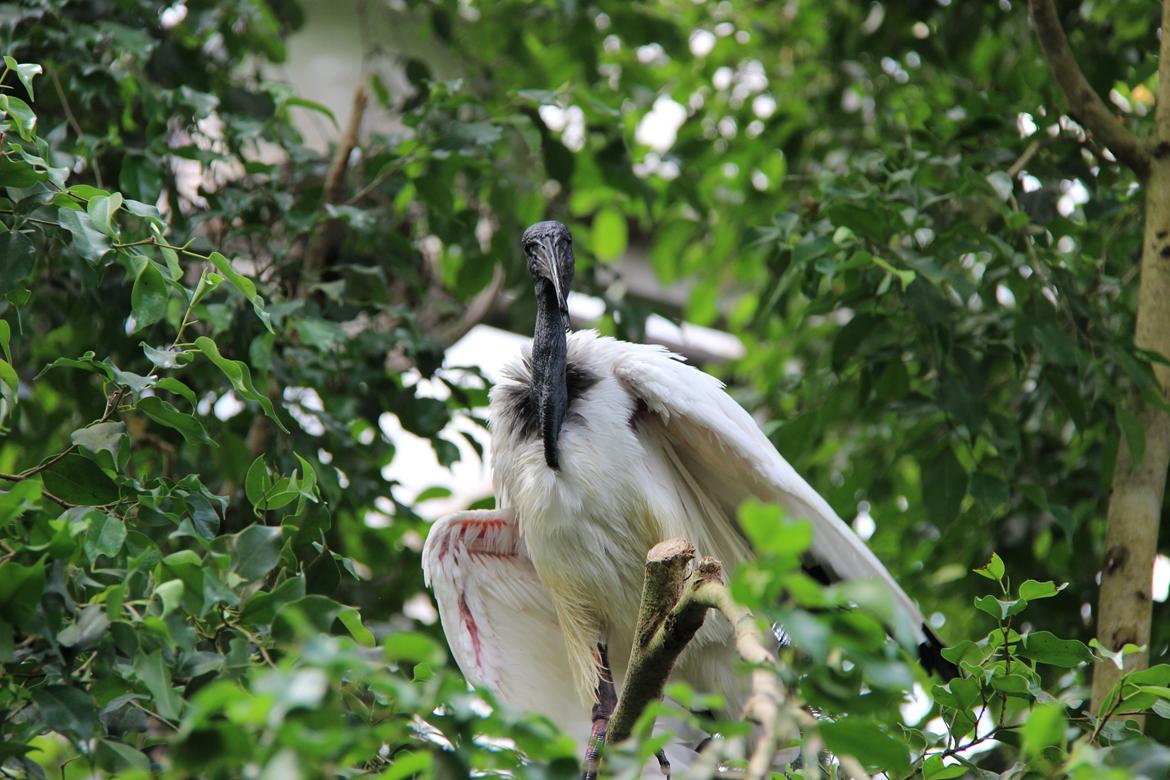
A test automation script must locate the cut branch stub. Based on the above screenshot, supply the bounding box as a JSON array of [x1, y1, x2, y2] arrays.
[[604, 540, 796, 780], [607, 538, 707, 745]]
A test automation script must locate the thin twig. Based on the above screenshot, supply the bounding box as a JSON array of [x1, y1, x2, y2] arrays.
[[231, 622, 277, 669], [49, 68, 102, 187], [689, 578, 794, 780], [1006, 138, 1045, 179], [344, 153, 416, 205]]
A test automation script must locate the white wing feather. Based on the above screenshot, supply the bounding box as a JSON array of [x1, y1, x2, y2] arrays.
[[423, 508, 706, 770], [612, 345, 928, 644], [421, 509, 586, 740]]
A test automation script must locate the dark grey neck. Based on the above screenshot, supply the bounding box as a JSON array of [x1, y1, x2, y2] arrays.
[[531, 281, 567, 470]]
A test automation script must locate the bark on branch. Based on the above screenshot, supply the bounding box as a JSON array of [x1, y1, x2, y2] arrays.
[[1028, 0, 1150, 176]]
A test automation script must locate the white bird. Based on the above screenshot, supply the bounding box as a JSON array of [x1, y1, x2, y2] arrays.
[[423, 220, 952, 770]]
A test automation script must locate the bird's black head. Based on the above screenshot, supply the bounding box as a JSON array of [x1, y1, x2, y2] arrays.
[[522, 220, 574, 327]]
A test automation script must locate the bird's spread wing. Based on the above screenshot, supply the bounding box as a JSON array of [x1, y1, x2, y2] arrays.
[[612, 347, 952, 675], [421, 509, 586, 739]]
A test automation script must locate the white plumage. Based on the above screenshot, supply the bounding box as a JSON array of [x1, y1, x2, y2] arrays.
[[424, 328, 940, 755]]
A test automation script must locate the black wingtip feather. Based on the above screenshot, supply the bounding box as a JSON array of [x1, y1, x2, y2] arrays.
[[917, 625, 960, 681]]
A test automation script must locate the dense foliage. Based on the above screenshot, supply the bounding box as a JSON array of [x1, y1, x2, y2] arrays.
[[1, 0, 1168, 777]]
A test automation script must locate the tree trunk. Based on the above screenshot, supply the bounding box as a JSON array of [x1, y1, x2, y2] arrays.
[[1028, 0, 1170, 721], [1090, 138, 1170, 719]]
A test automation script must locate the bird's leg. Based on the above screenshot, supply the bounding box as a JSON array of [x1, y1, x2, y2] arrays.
[[581, 643, 616, 780]]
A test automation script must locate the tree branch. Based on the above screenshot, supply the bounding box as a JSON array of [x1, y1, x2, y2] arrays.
[[606, 539, 711, 744], [689, 576, 793, 780], [1028, 0, 1150, 176], [298, 84, 369, 298], [605, 539, 808, 780]]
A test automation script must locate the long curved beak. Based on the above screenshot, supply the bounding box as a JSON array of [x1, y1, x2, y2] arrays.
[[540, 239, 570, 330], [531, 243, 570, 471], [548, 269, 569, 329]]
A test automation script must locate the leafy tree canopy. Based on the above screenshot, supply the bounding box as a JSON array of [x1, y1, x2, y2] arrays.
[[0, 0, 1168, 777]]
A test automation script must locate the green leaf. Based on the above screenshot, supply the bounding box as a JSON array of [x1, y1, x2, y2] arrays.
[[57, 604, 111, 649], [1018, 579, 1066, 601], [592, 207, 628, 262], [0, 231, 37, 293], [922, 756, 968, 779], [273, 594, 345, 640], [377, 751, 432, 780], [134, 648, 183, 720], [828, 202, 890, 242], [283, 97, 338, 127], [0, 358, 16, 395], [207, 252, 274, 332], [293, 453, 319, 501], [3, 95, 36, 141], [57, 207, 111, 263], [974, 594, 1027, 621], [87, 192, 123, 236], [0, 480, 41, 529], [986, 170, 1013, 201], [974, 552, 1005, 581], [84, 511, 127, 563], [30, 685, 98, 741], [232, 525, 283, 581], [245, 456, 269, 507], [138, 396, 214, 446], [38, 351, 114, 381], [0, 558, 44, 627], [1019, 630, 1094, 667], [921, 449, 967, 523], [1124, 663, 1170, 686], [157, 377, 197, 407], [240, 576, 305, 626], [120, 153, 163, 202], [155, 579, 184, 617], [1021, 702, 1066, 758], [131, 259, 168, 330], [4, 58, 43, 100], [338, 607, 376, 647], [819, 717, 910, 774], [383, 631, 447, 667], [193, 337, 287, 431], [142, 344, 185, 369], [71, 421, 126, 463], [97, 739, 150, 772], [42, 453, 120, 505], [737, 499, 812, 557]]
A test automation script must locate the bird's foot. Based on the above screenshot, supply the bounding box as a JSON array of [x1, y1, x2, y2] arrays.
[[581, 643, 616, 780]]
